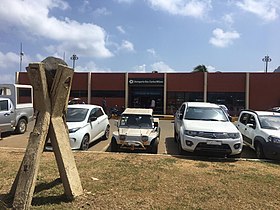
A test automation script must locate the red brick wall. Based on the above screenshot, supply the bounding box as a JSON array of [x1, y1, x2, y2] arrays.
[[167, 72, 204, 92], [208, 72, 246, 92], [249, 73, 280, 110]]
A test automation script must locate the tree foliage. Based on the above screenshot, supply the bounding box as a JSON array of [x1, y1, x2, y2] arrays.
[[193, 65, 208, 72]]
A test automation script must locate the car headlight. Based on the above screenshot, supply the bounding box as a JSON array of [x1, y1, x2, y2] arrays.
[[141, 135, 149, 142], [268, 136, 280, 144], [119, 135, 126, 140], [68, 127, 81, 133], [228, 132, 240, 139], [184, 130, 199, 137]]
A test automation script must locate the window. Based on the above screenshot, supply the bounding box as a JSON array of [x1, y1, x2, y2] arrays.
[[0, 100, 8, 111], [91, 108, 104, 118], [167, 92, 203, 114], [239, 113, 249, 125], [207, 92, 245, 116]]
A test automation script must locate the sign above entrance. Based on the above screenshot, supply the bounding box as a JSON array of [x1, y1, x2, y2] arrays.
[[128, 78, 164, 86]]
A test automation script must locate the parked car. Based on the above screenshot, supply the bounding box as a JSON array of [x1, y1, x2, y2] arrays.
[[0, 84, 33, 135], [267, 107, 280, 113], [236, 110, 280, 160], [111, 108, 160, 153], [174, 102, 243, 157], [46, 104, 110, 150]]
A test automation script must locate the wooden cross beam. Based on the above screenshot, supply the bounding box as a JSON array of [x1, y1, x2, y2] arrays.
[[10, 62, 83, 210]]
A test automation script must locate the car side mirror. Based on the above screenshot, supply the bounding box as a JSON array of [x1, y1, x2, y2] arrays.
[[179, 113, 183, 120], [154, 121, 159, 128], [247, 123, 256, 129], [90, 115, 97, 121]]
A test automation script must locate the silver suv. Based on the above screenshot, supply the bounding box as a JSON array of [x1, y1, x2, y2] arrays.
[[236, 110, 280, 160], [111, 108, 160, 153]]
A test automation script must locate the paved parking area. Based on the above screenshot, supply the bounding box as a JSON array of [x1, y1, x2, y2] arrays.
[[0, 119, 257, 158]]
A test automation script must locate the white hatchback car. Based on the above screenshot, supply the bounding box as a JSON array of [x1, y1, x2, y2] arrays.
[[46, 104, 110, 150], [174, 102, 243, 157]]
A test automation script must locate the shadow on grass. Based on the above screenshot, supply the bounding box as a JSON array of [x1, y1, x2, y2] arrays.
[[0, 178, 71, 208], [165, 137, 280, 164]]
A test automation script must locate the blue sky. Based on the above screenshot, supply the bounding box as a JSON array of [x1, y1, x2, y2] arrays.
[[1, 0, 280, 83]]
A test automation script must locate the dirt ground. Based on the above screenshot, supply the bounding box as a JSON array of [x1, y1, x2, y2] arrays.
[[0, 149, 280, 210]]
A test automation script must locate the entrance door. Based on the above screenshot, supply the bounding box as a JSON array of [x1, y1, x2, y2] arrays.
[[129, 87, 163, 114]]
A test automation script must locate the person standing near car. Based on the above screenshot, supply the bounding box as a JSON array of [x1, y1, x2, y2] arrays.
[[150, 99, 155, 110]]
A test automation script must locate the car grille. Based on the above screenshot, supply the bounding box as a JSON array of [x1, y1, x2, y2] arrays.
[[194, 142, 232, 154], [196, 132, 230, 139], [126, 136, 141, 141]]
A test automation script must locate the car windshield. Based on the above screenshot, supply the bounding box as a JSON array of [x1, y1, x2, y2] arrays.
[[119, 114, 153, 128], [66, 108, 89, 122], [184, 107, 228, 122], [259, 115, 280, 130]]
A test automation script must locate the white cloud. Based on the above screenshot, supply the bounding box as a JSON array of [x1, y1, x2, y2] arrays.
[[133, 64, 146, 72], [151, 61, 175, 72], [119, 40, 135, 52], [206, 65, 215, 72], [147, 48, 157, 57], [236, 0, 279, 21], [116, 26, 126, 34], [0, 51, 30, 83], [92, 7, 111, 16], [0, 0, 113, 58], [115, 0, 135, 3], [75, 61, 111, 72], [222, 13, 234, 26], [0, 52, 19, 69], [147, 0, 212, 18], [209, 28, 240, 48]]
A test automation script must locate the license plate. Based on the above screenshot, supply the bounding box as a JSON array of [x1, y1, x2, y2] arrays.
[[206, 140, 222, 145]]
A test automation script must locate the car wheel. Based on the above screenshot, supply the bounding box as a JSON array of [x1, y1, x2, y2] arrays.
[[110, 137, 119, 152], [255, 143, 265, 159], [15, 118, 27, 134], [150, 138, 159, 154], [80, 135, 90, 151], [174, 127, 178, 143], [102, 125, 110, 140]]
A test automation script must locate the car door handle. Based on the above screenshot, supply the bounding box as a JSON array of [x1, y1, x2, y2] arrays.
[[4, 113, 10, 116]]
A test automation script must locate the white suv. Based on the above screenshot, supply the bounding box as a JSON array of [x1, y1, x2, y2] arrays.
[[236, 110, 280, 160], [174, 102, 243, 157], [111, 108, 160, 153]]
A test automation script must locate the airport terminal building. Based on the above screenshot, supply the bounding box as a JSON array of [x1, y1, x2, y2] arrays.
[[17, 71, 280, 116]]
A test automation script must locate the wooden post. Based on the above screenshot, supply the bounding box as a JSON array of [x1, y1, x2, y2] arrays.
[[10, 62, 83, 210]]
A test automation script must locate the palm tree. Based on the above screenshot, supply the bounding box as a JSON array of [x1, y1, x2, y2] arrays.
[[192, 65, 208, 72]]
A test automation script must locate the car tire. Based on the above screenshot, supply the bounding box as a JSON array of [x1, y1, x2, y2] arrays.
[[110, 137, 119, 152], [150, 138, 159, 154], [80, 135, 90, 151], [255, 142, 265, 159], [174, 127, 178, 143], [15, 118, 27, 134], [102, 125, 110, 140]]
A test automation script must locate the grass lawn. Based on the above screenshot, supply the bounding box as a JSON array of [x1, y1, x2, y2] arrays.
[[0, 149, 280, 210]]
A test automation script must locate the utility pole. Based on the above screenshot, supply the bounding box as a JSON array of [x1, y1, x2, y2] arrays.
[[262, 55, 271, 73], [70, 54, 78, 70], [19, 43, 24, 72]]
